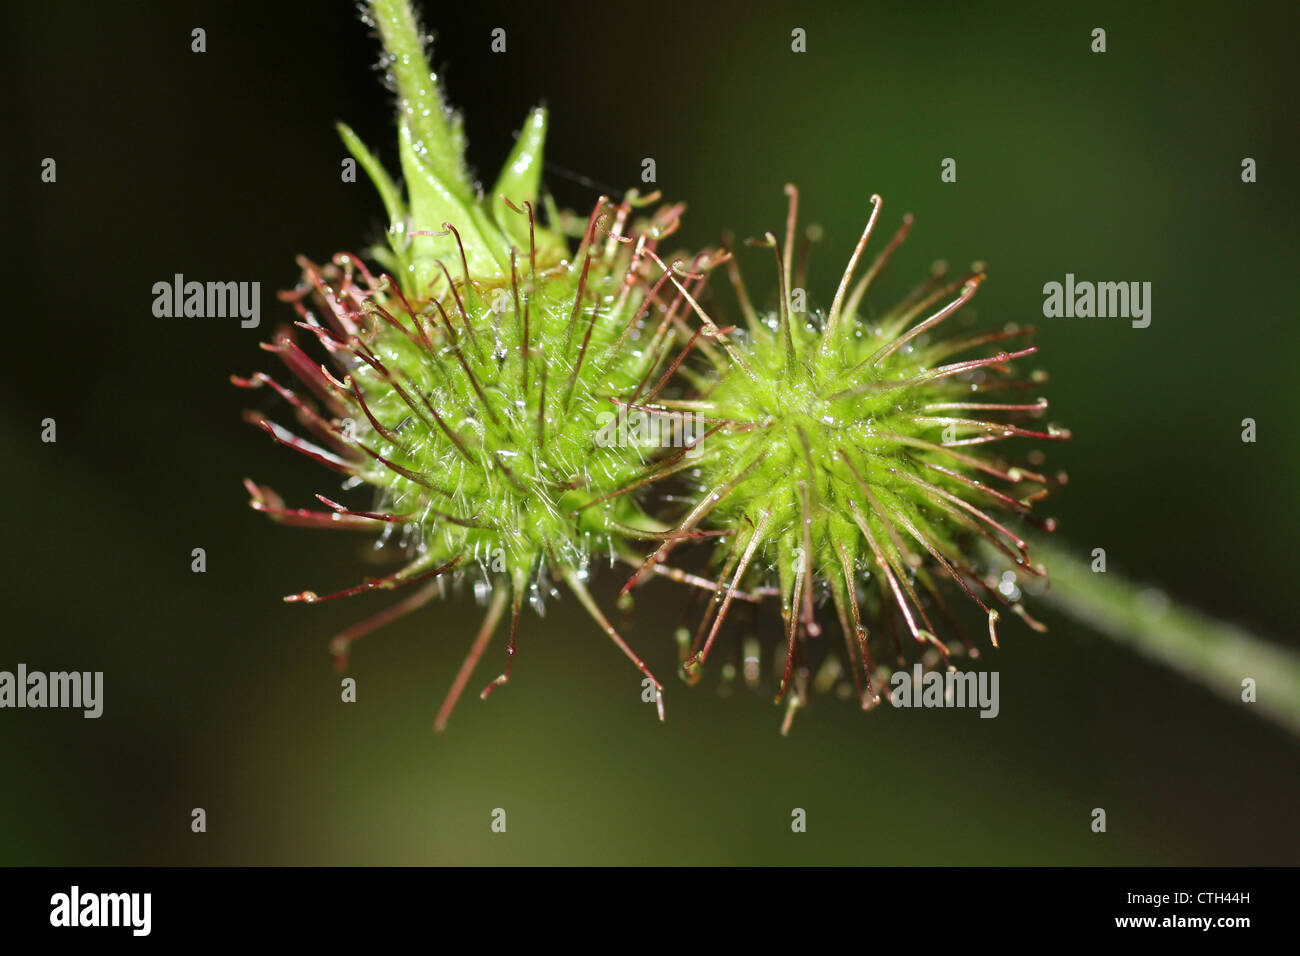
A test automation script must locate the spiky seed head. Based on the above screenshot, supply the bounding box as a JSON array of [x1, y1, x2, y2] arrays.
[[236, 1, 711, 729], [641, 189, 1068, 729]]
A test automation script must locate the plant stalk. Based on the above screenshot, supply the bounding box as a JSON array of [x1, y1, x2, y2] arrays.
[[1016, 538, 1300, 739]]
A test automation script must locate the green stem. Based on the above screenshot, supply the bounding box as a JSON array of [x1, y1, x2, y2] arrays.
[[1022, 539, 1300, 738], [361, 0, 510, 289], [369, 0, 471, 203]]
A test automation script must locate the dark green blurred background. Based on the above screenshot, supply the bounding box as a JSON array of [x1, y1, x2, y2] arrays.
[[5, 0, 1297, 864]]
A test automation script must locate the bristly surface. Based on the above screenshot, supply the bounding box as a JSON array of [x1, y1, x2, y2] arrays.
[[234, 0, 726, 730], [625, 187, 1070, 732], [237, 193, 720, 729]]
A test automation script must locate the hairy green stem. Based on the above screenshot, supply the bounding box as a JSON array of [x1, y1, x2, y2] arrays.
[[1019, 539, 1300, 739], [369, 0, 470, 202]]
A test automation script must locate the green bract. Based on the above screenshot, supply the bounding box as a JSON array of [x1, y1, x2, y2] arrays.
[[342, 0, 565, 295]]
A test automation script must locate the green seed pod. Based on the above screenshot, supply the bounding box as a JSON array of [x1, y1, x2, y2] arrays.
[[235, 0, 710, 730], [626, 187, 1069, 732]]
